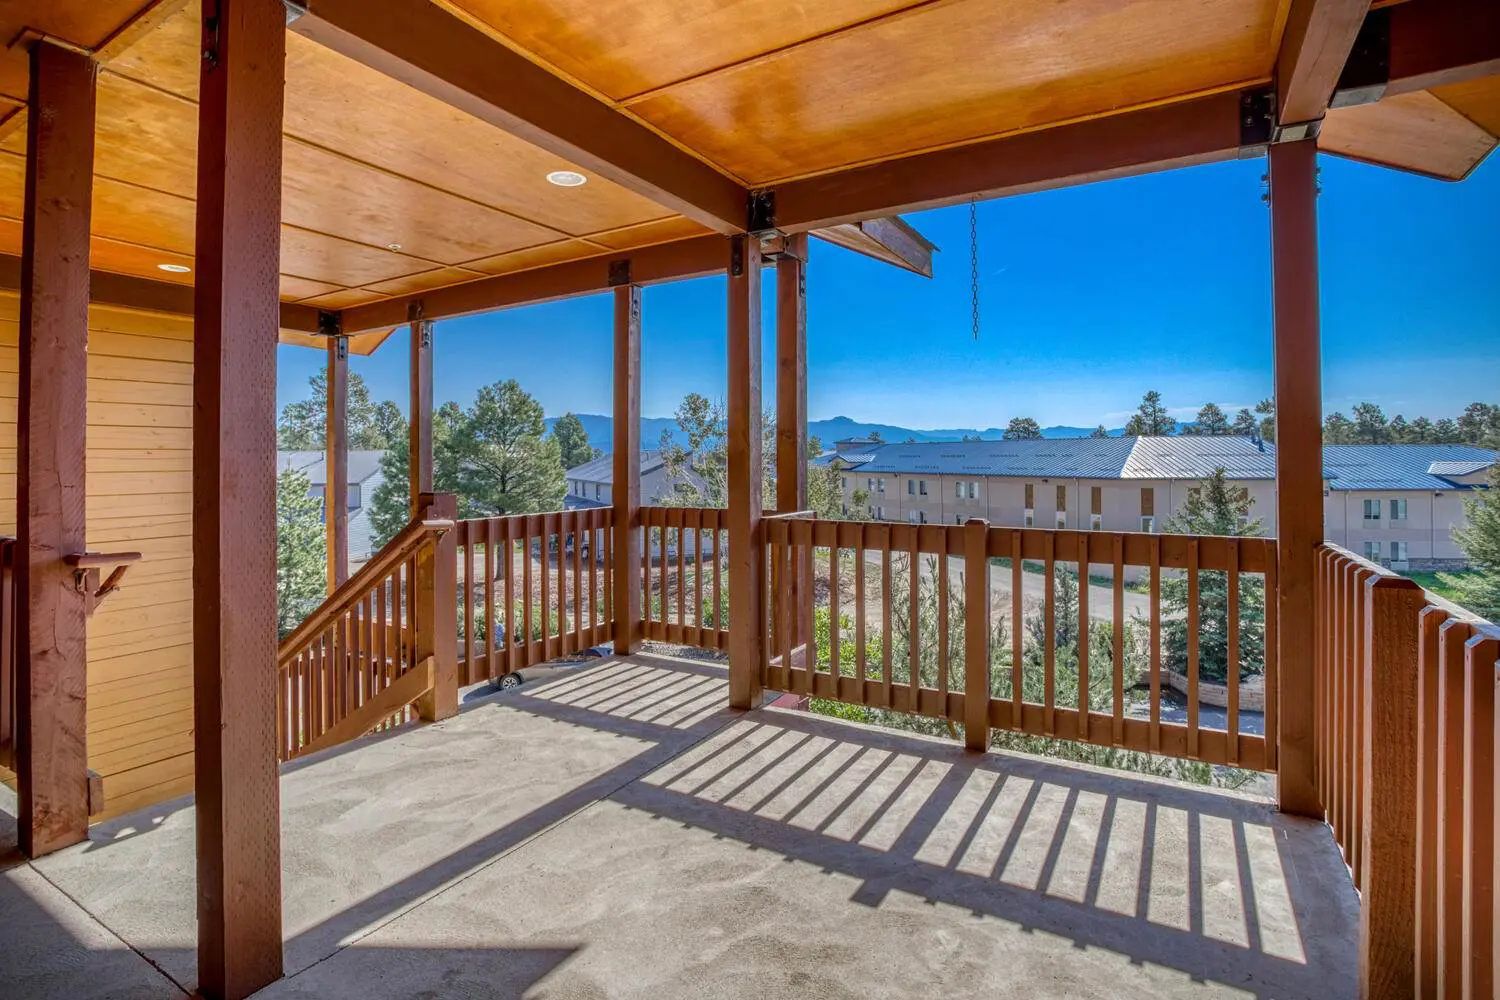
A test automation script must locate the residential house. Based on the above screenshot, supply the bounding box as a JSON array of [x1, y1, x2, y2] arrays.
[[278, 449, 388, 564]]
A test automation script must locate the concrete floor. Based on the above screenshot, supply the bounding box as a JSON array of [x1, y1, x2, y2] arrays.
[[1, 652, 1359, 999]]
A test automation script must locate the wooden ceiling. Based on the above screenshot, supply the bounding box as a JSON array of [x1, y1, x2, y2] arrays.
[[0, 0, 1495, 344]]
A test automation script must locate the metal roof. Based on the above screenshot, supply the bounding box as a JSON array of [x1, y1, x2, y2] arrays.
[[829, 438, 1137, 478], [277, 449, 386, 486], [1426, 459, 1494, 478], [1122, 435, 1277, 480], [1323, 445, 1496, 491], [565, 450, 667, 483]]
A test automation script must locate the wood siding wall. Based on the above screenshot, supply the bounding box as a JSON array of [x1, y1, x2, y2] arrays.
[[0, 295, 193, 820]]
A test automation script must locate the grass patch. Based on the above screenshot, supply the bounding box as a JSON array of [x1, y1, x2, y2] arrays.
[[1402, 569, 1478, 604]]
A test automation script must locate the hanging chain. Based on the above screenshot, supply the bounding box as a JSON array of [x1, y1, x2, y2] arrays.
[[969, 195, 980, 340]]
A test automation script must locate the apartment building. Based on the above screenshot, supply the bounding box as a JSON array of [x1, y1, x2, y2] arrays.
[[565, 450, 707, 508], [827, 437, 1494, 571]]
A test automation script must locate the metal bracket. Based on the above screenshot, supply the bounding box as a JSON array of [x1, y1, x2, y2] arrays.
[[282, 0, 309, 25], [1237, 86, 1275, 156], [747, 189, 778, 237], [1331, 7, 1390, 110], [730, 236, 745, 277], [317, 309, 341, 337], [333, 335, 349, 361], [607, 259, 632, 286], [1272, 119, 1322, 144]]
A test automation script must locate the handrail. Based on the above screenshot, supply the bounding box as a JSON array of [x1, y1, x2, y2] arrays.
[[278, 516, 452, 668]]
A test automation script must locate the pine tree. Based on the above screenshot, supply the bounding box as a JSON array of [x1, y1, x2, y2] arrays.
[[1388, 414, 1410, 442], [1003, 416, 1043, 440], [1323, 411, 1354, 443], [1184, 402, 1229, 435], [1444, 465, 1500, 619], [1231, 408, 1257, 436], [1408, 416, 1435, 442], [276, 468, 326, 638], [1254, 398, 1276, 442], [453, 380, 566, 516], [1433, 418, 1463, 443], [1089, 425, 1110, 439], [1123, 391, 1177, 436], [1157, 469, 1266, 682], [1352, 401, 1388, 443], [277, 369, 405, 450], [551, 412, 597, 470]]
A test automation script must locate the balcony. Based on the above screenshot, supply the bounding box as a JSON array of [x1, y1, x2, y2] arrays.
[[6, 505, 1495, 999], [5, 650, 1359, 999]]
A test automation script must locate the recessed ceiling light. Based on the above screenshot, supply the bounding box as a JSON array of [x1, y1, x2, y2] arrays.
[[387, 243, 402, 251], [157, 263, 191, 273], [546, 170, 587, 187]]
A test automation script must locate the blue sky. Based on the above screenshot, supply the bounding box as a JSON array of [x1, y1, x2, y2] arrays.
[[277, 152, 1500, 431]]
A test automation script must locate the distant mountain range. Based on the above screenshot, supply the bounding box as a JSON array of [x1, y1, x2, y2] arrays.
[[545, 413, 1126, 454]]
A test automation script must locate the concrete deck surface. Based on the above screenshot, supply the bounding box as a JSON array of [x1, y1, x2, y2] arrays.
[[1, 652, 1358, 999]]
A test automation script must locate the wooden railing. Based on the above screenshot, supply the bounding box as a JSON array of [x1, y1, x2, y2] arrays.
[[766, 516, 1279, 769], [0, 537, 15, 770], [1315, 543, 1499, 999], [454, 508, 612, 685], [276, 514, 453, 761], [640, 505, 729, 650]]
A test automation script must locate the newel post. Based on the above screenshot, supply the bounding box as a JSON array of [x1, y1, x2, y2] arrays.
[[963, 518, 991, 751], [416, 492, 458, 722], [1359, 574, 1424, 999]]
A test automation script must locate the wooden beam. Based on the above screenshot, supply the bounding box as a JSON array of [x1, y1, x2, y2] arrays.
[[191, 1, 285, 996], [1275, 0, 1373, 126], [612, 283, 642, 654], [409, 317, 433, 515], [324, 336, 349, 592], [341, 235, 727, 335], [0, 253, 323, 332], [1334, 0, 1500, 105], [813, 216, 934, 277], [771, 89, 1249, 231], [1269, 138, 1322, 820], [726, 236, 764, 711], [285, 0, 747, 234], [15, 39, 95, 860], [775, 233, 808, 514]]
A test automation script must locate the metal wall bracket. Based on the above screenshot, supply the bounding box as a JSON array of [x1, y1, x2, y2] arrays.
[[730, 236, 745, 277], [333, 335, 349, 361], [1237, 86, 1275, 157], [1272, 119, 1322, 144], [608, 259, 632, 286], [282, 0, 309, 25], [317, 309, 342, 337], [747, 189, 778, 237], [1331, 7, 1390, 110]]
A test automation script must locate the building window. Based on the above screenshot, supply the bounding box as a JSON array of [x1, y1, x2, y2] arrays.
[[1391, 540, 1408, 563], [907, 479, 915, 495], [1363, 540, 1382, 561], [1055, 511, 1067, 530], [875, 505, 886, 519], [968, 481, 978, 500], [907, 510, 927, 525], [1090, 513, 1102, 531], [1363, 499, 1381, 521], [1390, 498, 1408, 521], [1024, 509, 1035, 528], [1024, 483, 1034, 509], [1140, 487, 1154, 517], [878, 478, 886, 493], [919, 479, 928, 496], [955, 514, 964, 525], [841, 477, 848, 490], [593, 483, 601, 499], [1056, 484, 1067, 511], [955, 482, 964, 500], [1141, 516, 1155, 533]]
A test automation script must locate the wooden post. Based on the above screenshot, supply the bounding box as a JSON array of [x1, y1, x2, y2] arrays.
[[963, 519, 991, 751], [15, 39, 95, 859], [325, 335, 349, 592], [415, 492, 459, 722], [776, 235, 811, 648], [1359, 574, 1424, 999], [1461, 628, 1498, 1000], [409, 311, 433, 516], [1269, 137, 1322, 818], [191, 1, 285, 996], [727, 236, 764, 710], [612, 282, 642, 654]]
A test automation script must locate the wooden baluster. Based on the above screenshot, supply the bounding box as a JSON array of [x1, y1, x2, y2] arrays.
[[524, 518, 536, 664], [712, 515, 723, 649], [1263, 548, 1278, 771], [1149, 535, 1162, 753], [574, 513, 585, 649], [1435, 619, 1473, 997], [1044, 531, 1056, 734], [881, 527, 893, 709], [603, 511, 614, 647], [779, 525, 793, 693], [589, 511, 600, 644], [658, 513, 668, 637], [691, 509, 704, 648], [801, 519, 816, 695], [1111, 534, 1125, 746], [554, 514, 566, 657], [1012, 531, 1023, 726], [1077, 533, 1090, 738], [829, 530, 842, 692], [1186, 538, 1200, 758], [1461, 630, 1498, 999], [937, 532, 949, 711], [855, 524, 867, 697], [459, 522, 473, 682], [1352, 564, 1373, 885], [676, 514, 687, 643], [376, 573, 388, 708], [1226, 540, 1240, 764], [909, 527, 921, 709], [642, 514, 651, 639], [1415, 606, 1448, 999], [963, 518, 990, 751], [481, 520, 494, 677]]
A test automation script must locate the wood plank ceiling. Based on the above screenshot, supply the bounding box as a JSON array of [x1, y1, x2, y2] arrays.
[[0, 0, 1495, 338]]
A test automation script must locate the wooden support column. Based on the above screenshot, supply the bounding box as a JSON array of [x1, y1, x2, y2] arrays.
[[776, 234, 811, 648], [727, 236, 764, 710], [612, 281, 642, 654], [415, 492, 458, 722], [191, 1, 286, 996], [325, 336, 349, 592], [963, 518, 991, 752], [409, 311, 433, 516], [15, 39, 95, 859], [1269, 138, 1322, 818]]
